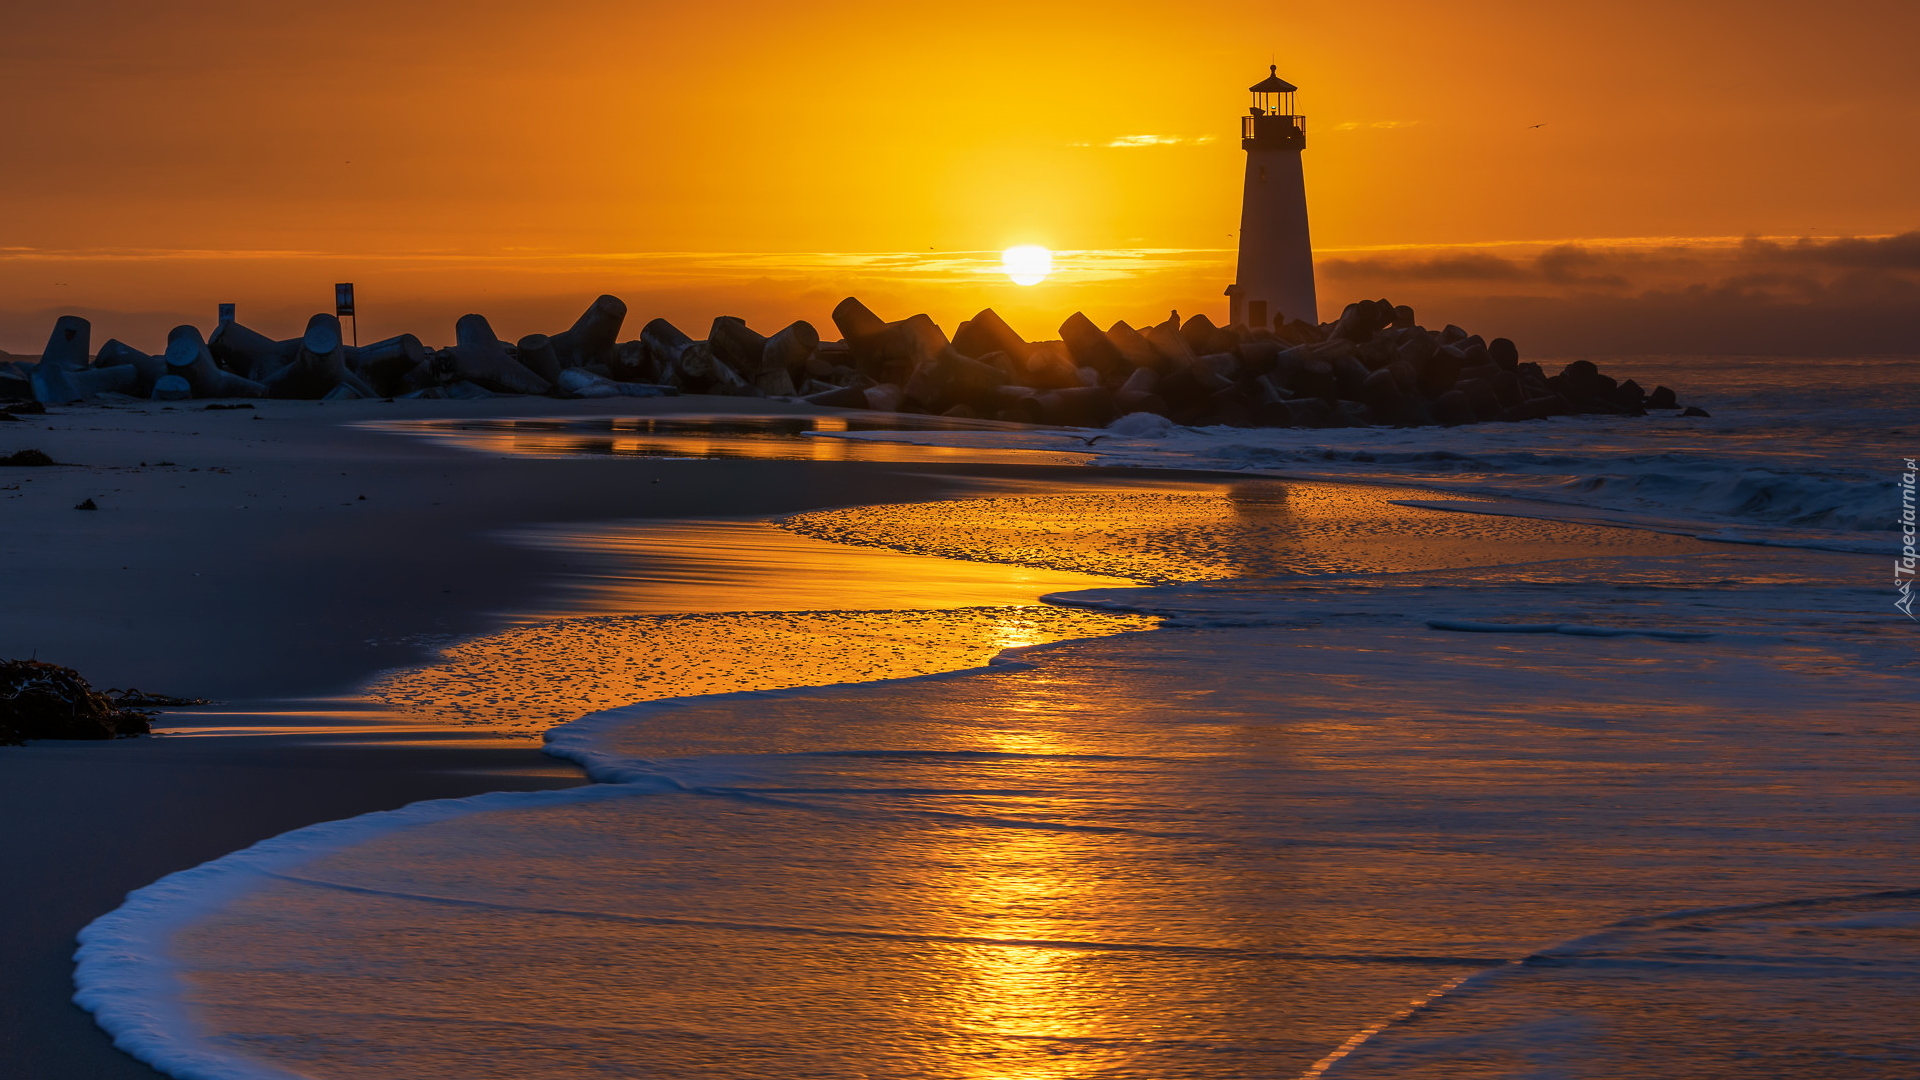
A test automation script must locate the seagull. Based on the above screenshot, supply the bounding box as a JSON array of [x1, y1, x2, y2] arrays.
[[1068, 434, 1108, 446], [1528, 123, 1548, 129]]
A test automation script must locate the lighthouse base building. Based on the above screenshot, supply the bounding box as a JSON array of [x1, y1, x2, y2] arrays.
[[1227, 66, 1318, 330]]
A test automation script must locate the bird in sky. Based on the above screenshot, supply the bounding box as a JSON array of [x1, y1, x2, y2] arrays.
[[1528, 123, 1548, 129]]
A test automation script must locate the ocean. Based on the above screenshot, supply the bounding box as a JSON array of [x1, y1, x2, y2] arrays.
[[75, 354, 1919, 1078]]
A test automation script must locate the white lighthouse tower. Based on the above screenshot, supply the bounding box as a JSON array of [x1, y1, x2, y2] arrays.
[[1227, 66, 1317, 330]]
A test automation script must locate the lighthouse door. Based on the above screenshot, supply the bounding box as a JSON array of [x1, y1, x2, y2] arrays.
[[1248, 301, 1268, 330]]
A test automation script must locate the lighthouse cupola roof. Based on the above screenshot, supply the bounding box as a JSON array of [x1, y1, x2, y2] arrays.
[[1249, 66, 1297, 94]]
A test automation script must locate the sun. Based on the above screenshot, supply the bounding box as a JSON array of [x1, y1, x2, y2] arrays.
[[1001, 245, 1053, 286]]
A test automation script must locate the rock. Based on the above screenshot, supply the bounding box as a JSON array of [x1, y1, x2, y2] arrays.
[[1682, 405, 1711, 417], [1034, 386, 1115, 428], [208, 320, 296, 381], [611, 340, 651, 381], [1416, 345, 1464, 399], [94, 340, 168, 395], [1017, 342, 1085, 390], [1119, 367, 1159, 395], [941, 404, 981, 419], [1142, 323, 1198, 368], [1331, 355, 1371, 400], [952, 308, 1033, 362], [1331, 300, 1390, 343], [1647, 385, 1679, 410], [1432, 390, 1477, 426], [41, 315, 91, 369], [1105, 321, 1162, 370], [513, 334, 564, 383], [1393, 330, 1438, 372], [753, 368, 797, 396], [1059, 312, 1123, 376], [863, 383, 906, 412], [803, 384, 869, 409], [709, 316, 769, 374], [0, 659, 153, 744], [1488, 337, 1520, 371], [1385, 359, 1420, 398], [1273, 397, 1337, 428], [1502, 396, 1559, 421], [1113, 390, 1171, 418], [1390, 305, 1416, 328], [164, 325, 265, 398], [762, 321, 821, 376], [447, 314, 551, 395], [150, 375, 192, 401], [555, 368, 677, 398], [265, 315, 378, 399], [1195, 386, 1256, 427], [38, 360, 136, 403], [1361, 367, 1402, 412], [549, 295, 627, 370], [641, 318, 696, 373], [904, 347, 1010, 412], [443, 380, 495, 400], [1179, 313, 1233, 356], [1456, 377, 1503, 422], [320, 382, 366, 401], [1234, 340, 1281, 378], [1274, 350, 1335, 398], [831, 296, 888, 342], [847, 313, 949, 382], [1439, 324, 1470, 345], [1612, 378, 1647, 411], [0, 448, 55, 466], [28, 316, 95, 403]]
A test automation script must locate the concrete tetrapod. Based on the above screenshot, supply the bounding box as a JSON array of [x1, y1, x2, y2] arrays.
[[208, 320, 297, 382], [93, 341, 169, 396], [164, 326, 266, 399], [549, 295, 627, 370], [450, 314, 551, 396], [264, 315, 377, 399]]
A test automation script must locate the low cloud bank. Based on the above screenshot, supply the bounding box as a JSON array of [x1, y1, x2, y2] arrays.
[[1322, 233, 1920, 356]]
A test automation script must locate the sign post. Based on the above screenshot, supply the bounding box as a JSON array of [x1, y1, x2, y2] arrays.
[[334, 283, 358, 348]]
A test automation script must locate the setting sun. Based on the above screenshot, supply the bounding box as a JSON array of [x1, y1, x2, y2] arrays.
[[1001, 245, 1054, 287]]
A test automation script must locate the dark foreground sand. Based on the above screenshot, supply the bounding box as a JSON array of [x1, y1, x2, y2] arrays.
[[0, 395, 1112, 1079]]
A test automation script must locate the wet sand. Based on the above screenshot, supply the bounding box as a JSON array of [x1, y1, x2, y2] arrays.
[[0, 395, 1121, 1079]]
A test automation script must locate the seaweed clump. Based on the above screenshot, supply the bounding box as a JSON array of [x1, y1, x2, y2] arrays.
[[0, 659, 154, 744]]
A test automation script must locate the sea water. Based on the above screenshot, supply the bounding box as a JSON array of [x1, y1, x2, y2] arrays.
[[76, 355, 1919, 1078]]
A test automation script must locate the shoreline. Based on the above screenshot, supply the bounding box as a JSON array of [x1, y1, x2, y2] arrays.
[[0, 395, 1123, 1078], [8, 394, 1894, 1078], [1, 395, 1276, 1078]]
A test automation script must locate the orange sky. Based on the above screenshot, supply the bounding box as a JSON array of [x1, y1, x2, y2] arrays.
[[3, 0, 1917, 351]]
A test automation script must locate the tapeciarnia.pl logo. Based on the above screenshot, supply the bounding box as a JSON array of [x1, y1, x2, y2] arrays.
[[1899, 458, 1917, 620]]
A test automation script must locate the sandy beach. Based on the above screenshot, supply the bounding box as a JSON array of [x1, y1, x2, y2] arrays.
[[0, 395, 1139, 1078], [6, 382, 1911, 1079]]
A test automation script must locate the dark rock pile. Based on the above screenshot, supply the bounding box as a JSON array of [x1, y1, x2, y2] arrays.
[[2, 296, 1683, 428], [0, 659, 154, 744]]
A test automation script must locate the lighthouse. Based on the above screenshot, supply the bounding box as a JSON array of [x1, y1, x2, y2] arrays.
[[1227, 66, 1317, 330]]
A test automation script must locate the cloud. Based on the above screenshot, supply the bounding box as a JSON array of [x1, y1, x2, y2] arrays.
[[1328, 120, 1420, 131], [1073, 135, 1217, 149], [1320, 233, 1920, 355]]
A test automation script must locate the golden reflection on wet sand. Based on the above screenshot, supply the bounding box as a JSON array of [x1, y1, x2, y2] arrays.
[[369, 414, 1091, 467]]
